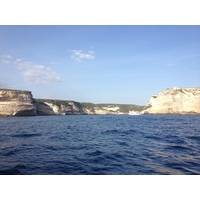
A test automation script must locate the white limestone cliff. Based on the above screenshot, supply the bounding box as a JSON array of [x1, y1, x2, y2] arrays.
[[38, 102, 124, 115], [142, 87, 200, 114], [0, 89, 144, 116], [0, 89, 37, 116]]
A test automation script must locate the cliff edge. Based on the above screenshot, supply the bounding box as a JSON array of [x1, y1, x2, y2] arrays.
[[142, 87, 200, 114], [35, 99, 144, 115], [0, 89, 37, 116], [0, 88, 144, 116]]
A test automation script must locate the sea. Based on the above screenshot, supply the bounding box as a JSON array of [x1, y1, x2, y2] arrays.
[[0, 114, 200, 175]]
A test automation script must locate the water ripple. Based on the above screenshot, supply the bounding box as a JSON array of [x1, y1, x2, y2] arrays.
[[0, 114, 200, 174]]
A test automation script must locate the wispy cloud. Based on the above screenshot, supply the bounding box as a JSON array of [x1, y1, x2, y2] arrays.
[[1, 60, 11, 64], [22, 65, 61, 85], [51, 61, 60, 66], [70, 50, 95, 62], [1, 54, 61, 85], [1, 55, 12, 59], [16, 58, 23, 62]]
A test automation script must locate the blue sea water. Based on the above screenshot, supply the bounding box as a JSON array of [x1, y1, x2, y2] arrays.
[[0, 114, 200, 175]]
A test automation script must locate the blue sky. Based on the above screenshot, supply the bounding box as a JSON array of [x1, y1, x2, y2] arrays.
[[0, 25, 200, 105]]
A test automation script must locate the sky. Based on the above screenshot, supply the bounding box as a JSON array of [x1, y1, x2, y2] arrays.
[[0, 25, 200, 105]]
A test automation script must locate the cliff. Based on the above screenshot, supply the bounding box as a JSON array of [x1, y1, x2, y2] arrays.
[[35, 99, 87, 115], [0, 88, 144, 116], [142, 87, 200, 114], [0, 89, 37, 116], [35, 99, 144, 115], [2, 87, 200, 116]]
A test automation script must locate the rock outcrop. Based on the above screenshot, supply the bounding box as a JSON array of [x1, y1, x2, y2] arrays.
[[35, 100, 87, 115], [0, 88, 144, 116], [0, 89, 37, 116], [35, 99, 144, 115], [34, 102, 55, 115], [142, 87, 200, 114]]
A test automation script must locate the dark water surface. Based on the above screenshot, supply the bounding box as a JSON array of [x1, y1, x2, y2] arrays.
[[0, 115, 200, 175]]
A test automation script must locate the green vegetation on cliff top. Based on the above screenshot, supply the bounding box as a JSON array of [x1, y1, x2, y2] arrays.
[[0, 88, 31, 93], [0, 89, 145, 113], [35, 99, 145, 113]]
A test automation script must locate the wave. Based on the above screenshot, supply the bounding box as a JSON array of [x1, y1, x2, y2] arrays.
[[1, 115, 200, 174], [0, 164, 26, 175], [11, 133, 42, 138]]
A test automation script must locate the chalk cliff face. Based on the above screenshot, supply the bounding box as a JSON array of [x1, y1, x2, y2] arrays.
[[0, 89, 37, 116], [35, 100, 144, 115], [142, 87, 200, 114], [0, 88, 144, 116], [37, 101, 87, 115], [34, 102, 55, 115]]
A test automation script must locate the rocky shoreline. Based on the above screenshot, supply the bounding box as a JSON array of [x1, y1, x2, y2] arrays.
[[0, 89, 144, 116], [0, 89, 37, 116], [142, 87, 200, 114], [1, 87, 200, 116]]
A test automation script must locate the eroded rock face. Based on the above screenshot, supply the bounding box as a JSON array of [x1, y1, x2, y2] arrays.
[[42, 101, 86, 115], [142, 87, 200, 114], [0, 89, 144, 116], [0, 89, 37, 116], [35, 102, 55, 115], [34, 100, 144, 115]]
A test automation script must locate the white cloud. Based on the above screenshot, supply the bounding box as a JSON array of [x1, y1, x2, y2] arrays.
[[1, 55, 12, 59], [16, 58, 23, 62], [1, 54, 13, 64], [1, 60, 11, 64], [16, 61, 32, 70], [51, 61, 60, 66], [22, 65, 61, 85], [1, 54, 61, 85], [70, 50, 95, 62]]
